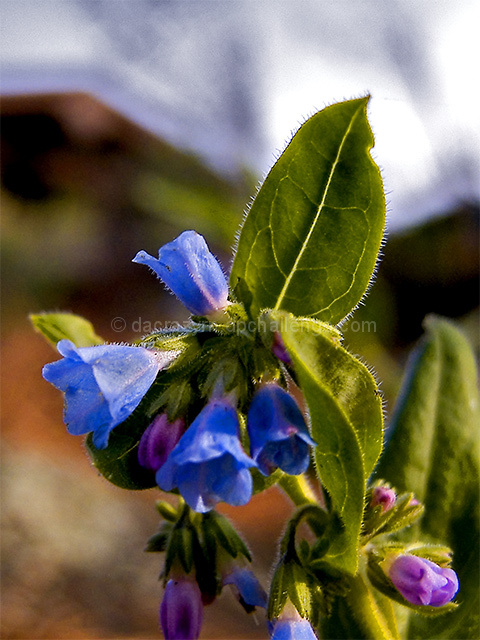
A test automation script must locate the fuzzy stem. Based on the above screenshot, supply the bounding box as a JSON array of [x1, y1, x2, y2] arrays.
[[346, 569, 400, 640], [279, 473, 318, 506]]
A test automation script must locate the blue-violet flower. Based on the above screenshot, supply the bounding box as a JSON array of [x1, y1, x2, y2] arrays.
[[247, 384, 315, 476], [42, 339, 161, 449], [133, 230, 228, 316], [389, 554, 459, 607], [160, 577, 203, 640], [156, 399, 256, 512], [223, 566, 267, 612], [138, 413, 185, 472]]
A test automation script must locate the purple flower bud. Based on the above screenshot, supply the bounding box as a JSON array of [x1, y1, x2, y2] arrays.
[[270, 616, 318, 640], [370, 486, 396, 513], [247, 384, 316, 476], [42, 340, 161, 449], [272, 332, 292, 364], [389, 554, 459, 607], [156, 399, 257, 512], [133, 230, 228, 316], [160, 577, 203, 640], [138, 414, 185, 471], [223, 566, 267, 612]]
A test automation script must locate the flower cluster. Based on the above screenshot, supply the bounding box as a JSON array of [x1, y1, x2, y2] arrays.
[[43, 230, 316, 513], [41, 229, 461, 640]]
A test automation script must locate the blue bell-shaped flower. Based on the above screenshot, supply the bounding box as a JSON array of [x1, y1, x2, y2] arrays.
[[247, 383, 316, 476]]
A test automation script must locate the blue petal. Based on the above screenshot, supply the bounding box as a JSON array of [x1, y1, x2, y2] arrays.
[[259, 437, 311, 476], [271, 619, 318, 640], [133, 230, 228, 316], [176, 462, 219, 513], [210, 456, 253, 506], [170, 401, 255, 467], [43, 340, 161, 449], [247, 384, 315, 475], [223, 567, 267, 608], [156, 400, 256, 511]]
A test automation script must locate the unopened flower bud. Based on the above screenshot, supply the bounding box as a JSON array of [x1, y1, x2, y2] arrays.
[[389, 554, 459, 607], [138, 414, 185, 472], [272, 332, 292, 364], [160, 577, 203, 640], [370, 486, 396, 513]]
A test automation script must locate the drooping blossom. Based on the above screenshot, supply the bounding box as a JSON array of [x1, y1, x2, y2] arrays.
[[156, 399, 256, 512], [42, 339, 160, 449], [160, 577, 203, 640], [247, 383, 315, 476]]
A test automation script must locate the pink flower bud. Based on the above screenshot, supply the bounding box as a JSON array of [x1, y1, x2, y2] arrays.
[[370, 486, 396, 513]]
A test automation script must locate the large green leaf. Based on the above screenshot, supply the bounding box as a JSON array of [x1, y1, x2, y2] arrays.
[[30, 312, 104, 348], [230, 97, 386, 323], [275, 311, 384, 573], [375, 316, 480, 639]]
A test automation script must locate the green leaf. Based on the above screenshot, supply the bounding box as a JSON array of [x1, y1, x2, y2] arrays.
[[30, 312, 104, 347], [375, 316, 480, 638], [230, 96, 386, 323], [85, 414, 157, 491], [276, 311, 383, 573]]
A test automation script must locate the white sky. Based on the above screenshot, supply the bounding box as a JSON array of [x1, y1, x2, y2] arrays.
[[1, 0, 479, 230]]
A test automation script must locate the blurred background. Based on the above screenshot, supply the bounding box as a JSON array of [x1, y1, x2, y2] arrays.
[[1, 1, 479, 638]]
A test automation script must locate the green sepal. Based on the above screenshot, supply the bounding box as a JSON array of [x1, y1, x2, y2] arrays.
[[362, 489, 424, 543], [201, 511, 252, 562], [407, 545, 455, 567], [138, 327, 198, 351], [148, 378, 193, 423], [230, 96, 386, 323], [366, 550, 458, 617], [30, 312, 104, 348], [164, 509, 196, 578], [268, 557, 289, 619], [155, 500, 179, 522], [144, 528, 171, 553]]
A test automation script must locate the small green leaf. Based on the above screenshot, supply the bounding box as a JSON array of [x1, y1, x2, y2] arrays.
[[230, 97, 386, 323], [30, 312, 104, 347], [375, 316, 480, 638], [276, 311, 383, 573]]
